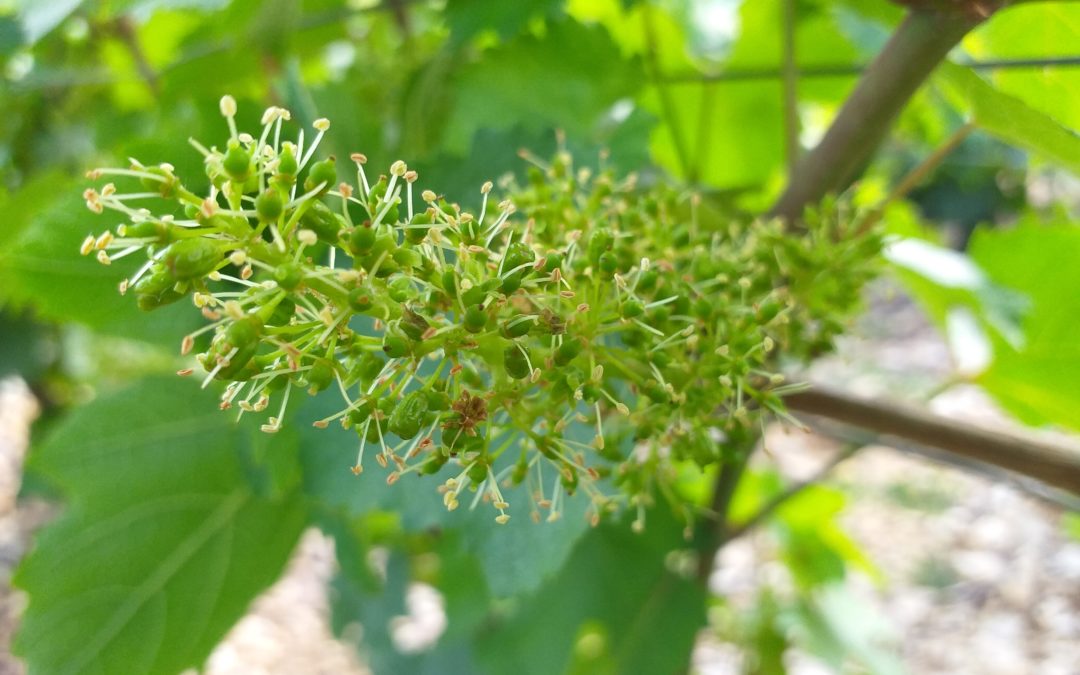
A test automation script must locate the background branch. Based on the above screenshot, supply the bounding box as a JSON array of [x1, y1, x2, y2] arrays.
[[786, 385, 1080, 494], [768, 8, 986, 222]]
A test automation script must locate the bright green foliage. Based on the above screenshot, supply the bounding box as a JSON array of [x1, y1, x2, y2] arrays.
[[936, 63, 1080, 175], [79, 100, 879, 531], [970, 223, 1080, 430], [13, 377, 307, 674]]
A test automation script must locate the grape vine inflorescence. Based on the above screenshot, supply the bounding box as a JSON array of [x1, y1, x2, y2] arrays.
[[81, 96, 879, 529]]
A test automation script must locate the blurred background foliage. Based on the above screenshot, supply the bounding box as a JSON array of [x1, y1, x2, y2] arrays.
[[0, 0, 1077, 673]]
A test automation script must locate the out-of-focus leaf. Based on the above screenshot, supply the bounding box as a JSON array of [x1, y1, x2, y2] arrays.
[[476, 511, 706, 675], [936, 63, 1080, 175], [14, 376, 307, 674], [776, 485, 878, 588], [787, 584, 904, 675], [15, 0, 82, 45], [0, 310, 56, 382], [442, 19, 640, 154], [0, 190, 200, 348], [445, 0, 564, 43], [744, 590, 788, 675], [964, 3, 1080, 131], [969, 222, 1080, 430]]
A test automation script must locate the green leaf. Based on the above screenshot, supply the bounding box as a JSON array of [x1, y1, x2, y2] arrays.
[[445, 0, 565, 44], [14, 376, 307, 674], [442, 19, 640, 154], [969, 221, 1080, 430], [328, 529, 488, 675], [298, 394, 593, 598], [964, 4, 1080, 131], [0, 178, 203, 346], [935, 63, 1080, 175], [787, 585, 903, 675], [476, 512, 706, 675]]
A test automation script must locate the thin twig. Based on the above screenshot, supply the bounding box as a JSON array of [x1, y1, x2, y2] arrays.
[[725, 442, 864, 542], [858, 121, 975, 233]]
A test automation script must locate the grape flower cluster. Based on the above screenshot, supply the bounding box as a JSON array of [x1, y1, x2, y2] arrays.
[[81, 96, 880, 529]]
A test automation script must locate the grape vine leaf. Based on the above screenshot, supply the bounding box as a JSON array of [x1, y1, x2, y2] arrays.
[[441, 19, 640, 154], [968, 222, 1080, 431], [475, 511, 707, 675], [298, 394, 594, 598], [0, 188, 201, 348], [445, 0, 564, 44], [936, 63, 1080, 176], [13, 376, 307, 674]]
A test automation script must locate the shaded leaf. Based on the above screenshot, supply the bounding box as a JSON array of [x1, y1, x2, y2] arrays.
[[14, 377, 307, 674], [476, 511, 706, 675], [442, 19, 640, 154]]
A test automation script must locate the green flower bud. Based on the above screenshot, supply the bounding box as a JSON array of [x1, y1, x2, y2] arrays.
[[391, 247, 422, 269], [274, 262, 303, 291], [388, 391, 428, 439], [388, 276, 414, 303], [587, 228, 613, 266], [307, 359, 335, 392], [553, 338, 583, 367], [304, 156, 337, 194], [405, 209, 432, 245], [467, 460, 488, 486], [209, 315, 262, 379], [598, 251, 618, 276], [223, 140, 252, 182], [500, 314, 533, 339], [348, 399, 375, 427], [301, 201, 343, 243], [276, 143, 298, 180], [504, 344, 531, 380], [621, 298, 644, 319], [502, 241, 535, 273], [348, 287, 374, 313], [426, 390, 451, 411], [164, 238, 221, 281], [350, 224, 376, 255], [420, 452, 449, 475], [463, 305, 487, 333], [255, 188, 284, 222], [383, 330, 411, 358]]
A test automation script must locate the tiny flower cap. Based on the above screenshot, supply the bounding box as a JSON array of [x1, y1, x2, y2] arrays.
[[219, 95, 237, 118], [481, 181, 493, 195], [390, 160, 407, 177], [313, 118, 330, 132], [421, 189, 437, 202], [350, 152, 367, 164]]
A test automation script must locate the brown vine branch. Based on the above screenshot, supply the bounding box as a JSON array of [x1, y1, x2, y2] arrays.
[[768, 9, 987, 222], [786, 385, 1080, 494]]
